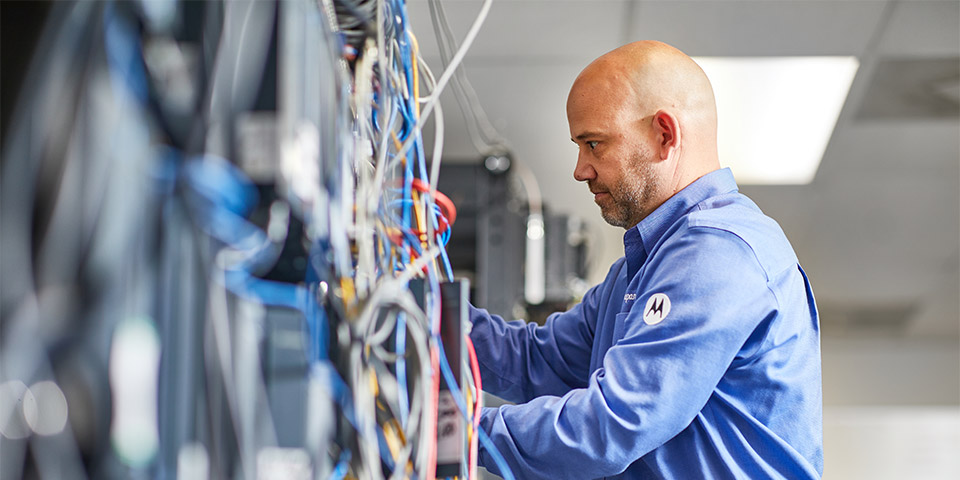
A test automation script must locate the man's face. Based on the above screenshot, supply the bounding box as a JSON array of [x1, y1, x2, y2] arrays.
[[567, 74, 661, 229], [589, 146, 660, 228]]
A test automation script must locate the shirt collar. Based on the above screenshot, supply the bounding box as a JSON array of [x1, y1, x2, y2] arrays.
[[623, 168, 739, 278]]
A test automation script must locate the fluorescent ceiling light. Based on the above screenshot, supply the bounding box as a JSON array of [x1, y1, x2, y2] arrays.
[[693, 56, 859, 185]]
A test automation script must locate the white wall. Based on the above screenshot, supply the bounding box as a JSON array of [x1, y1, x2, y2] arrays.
[[823, 407, 960, 479]]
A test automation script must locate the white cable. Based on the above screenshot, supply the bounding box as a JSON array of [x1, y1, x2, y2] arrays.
[[429, 107, 446, 171], [428, 0, 509, 154], [349, 343, 381, 480], [426, 101, 444, 248], [395, 247, 441, 286], [393, 0, 492, 164], [512, 161, 543, 215], [513, 162, 546, 303], [354, 40, 380, 297], [206, 266, 253, 478]]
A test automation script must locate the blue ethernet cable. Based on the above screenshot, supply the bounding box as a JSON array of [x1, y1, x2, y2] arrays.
[[435, 337, 516, 480]]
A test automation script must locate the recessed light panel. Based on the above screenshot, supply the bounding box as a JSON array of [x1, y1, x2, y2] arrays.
[[694, 57, 860, 185]]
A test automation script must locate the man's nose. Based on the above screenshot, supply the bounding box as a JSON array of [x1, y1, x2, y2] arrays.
[[573, 153, 596, 182]]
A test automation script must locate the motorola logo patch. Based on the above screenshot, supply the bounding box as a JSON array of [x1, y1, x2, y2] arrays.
[[643, 293, 671, 325]]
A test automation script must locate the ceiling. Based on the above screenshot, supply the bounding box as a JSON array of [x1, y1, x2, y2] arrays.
[[406, 0, 960, 404]]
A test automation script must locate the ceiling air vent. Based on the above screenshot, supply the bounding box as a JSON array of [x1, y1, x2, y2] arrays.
[[856, 57, 959, 120]]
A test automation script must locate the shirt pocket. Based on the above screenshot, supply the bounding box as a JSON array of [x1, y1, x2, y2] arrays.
[[613, 312, 629, 343]]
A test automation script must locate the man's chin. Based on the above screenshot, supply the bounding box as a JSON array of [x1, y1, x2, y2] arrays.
[[599, 209, 629, 229]]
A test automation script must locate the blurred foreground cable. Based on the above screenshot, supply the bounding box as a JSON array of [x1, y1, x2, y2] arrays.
[[0, 0, 496, 479]]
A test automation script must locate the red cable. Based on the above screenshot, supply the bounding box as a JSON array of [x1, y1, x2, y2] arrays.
[[466, 336, 483, 480], [433, 191, 457, 227], [465, 336, 482, 427], [410, 179, 458, 228], [427, 345, 441, 480]]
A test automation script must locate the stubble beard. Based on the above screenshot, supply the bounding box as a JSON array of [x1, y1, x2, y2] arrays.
[[596, 152, 660, 229]]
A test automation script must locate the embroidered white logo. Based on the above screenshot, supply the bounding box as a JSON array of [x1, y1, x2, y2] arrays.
[[623, 293, 637, 302], [643, 293, 671, 325]]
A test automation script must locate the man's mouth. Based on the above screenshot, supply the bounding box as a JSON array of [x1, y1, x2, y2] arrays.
[[588, 182, 610, 202]]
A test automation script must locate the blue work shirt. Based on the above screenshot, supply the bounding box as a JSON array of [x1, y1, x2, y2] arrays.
[[470, 168, 823, 479]]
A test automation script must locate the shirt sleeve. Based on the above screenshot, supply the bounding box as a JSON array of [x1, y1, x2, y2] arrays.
[[467, 261, 623, 404], [477, 226, 776, 479]]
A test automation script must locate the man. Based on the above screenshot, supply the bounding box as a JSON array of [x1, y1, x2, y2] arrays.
[[468, 41, 823, 479]]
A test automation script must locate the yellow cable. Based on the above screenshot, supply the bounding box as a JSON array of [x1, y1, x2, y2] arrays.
[[466, 386, 475, 444], [369, 368, 379, 398], [408, 32, 448, 277], [340, 277, 356, 313], [411, 190, 426, 243], [382, 419, 405, 461], [391, 131, 404, 151], [409, 32, 421, 119]]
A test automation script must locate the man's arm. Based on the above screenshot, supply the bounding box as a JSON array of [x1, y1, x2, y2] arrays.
[[468, 259, 626, 403], [477, 227, 775, 479]]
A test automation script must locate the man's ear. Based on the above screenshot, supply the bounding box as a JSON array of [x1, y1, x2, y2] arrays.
[[652, 110, 681, 161]]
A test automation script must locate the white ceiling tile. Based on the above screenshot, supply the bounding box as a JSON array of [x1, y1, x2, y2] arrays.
[[877, 0, 960, 56], [406, 0, 629, 62], [819, 122, 960, 173], [627, 0, 889, 55], [423, 62, 584, 161], [792, 169, 958, 302]]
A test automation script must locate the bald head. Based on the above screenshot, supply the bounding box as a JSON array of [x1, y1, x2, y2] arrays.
[[573, 41, 718, 164], [567, 41, 721, 228], [586, 42, 714, 111]]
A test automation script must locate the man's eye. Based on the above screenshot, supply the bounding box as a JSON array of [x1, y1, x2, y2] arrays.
[[587, 141, 599, 150]]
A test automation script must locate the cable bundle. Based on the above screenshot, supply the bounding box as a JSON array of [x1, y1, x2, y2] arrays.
[[298, 0, 501, 478], [0, 0, 511, 479]]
